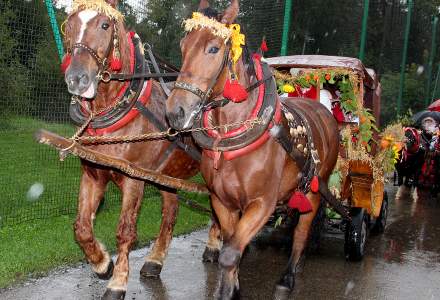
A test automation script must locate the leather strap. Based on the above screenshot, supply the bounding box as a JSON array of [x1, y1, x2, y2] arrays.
[[135, 101, 202, 162], [69, 35, 145, 129], [192, 61, 277, 151]]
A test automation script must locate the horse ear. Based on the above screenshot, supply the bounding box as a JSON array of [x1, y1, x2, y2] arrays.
[[198, 0, 210, 11], [221, 0, 239, 24], [105, 0, 118, 8]]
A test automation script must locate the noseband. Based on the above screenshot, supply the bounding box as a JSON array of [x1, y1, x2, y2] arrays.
[[70, 43, 108, 71]]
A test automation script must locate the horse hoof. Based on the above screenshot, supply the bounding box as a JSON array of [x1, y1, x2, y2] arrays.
[[273, 284, 292, 300], [101, 289, 125, 300], [203, 247, 220, 263], [140, 261, 163, 278], [215, 284, 240, 300], [219, 246, 241, 268], [96, 260, 114, 280], [277, 273, 295, 290]]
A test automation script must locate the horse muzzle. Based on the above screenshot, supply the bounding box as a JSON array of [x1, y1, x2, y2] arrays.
[[65, 68, 98, 99]]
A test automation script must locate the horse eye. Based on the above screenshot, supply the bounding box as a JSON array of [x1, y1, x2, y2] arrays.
[[101, 23, 110, 30], [208, 47, 220, 54]]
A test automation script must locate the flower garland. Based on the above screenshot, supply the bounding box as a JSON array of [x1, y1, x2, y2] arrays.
[[183, 12, 232, 42], [274, 69, 405, 187], [71, 0, 124, 22], [274, 69, 377, 151]]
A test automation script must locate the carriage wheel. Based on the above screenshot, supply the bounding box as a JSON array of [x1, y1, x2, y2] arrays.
[[372, 191, 389, 234], [344, 208, 369, 261]]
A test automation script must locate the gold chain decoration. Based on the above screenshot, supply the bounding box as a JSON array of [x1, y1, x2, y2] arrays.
[[64, 108, 264, 146]]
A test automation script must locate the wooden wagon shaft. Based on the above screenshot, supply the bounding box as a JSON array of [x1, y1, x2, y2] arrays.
[[34, 129, 210, 195]]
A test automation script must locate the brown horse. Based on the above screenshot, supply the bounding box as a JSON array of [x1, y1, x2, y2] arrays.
[[166, 0, 339, 298], [63, 1, 221, 299]]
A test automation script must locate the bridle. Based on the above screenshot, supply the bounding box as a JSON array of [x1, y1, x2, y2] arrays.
[[66, 20, 118, 82], [70, 43, 109, 71], [174, 45, 231, 117]]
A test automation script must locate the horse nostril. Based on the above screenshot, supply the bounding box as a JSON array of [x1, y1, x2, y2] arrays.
[[66, 74, 76, 87], [78, 73, 90, 88], [177, 106, 185, 119]]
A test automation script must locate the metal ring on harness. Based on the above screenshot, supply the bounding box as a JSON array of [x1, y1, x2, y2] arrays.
[[99, 71, 112, 83]]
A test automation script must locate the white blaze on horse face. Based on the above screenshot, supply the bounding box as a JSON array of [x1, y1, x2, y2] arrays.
[[77, 10, 98, 43]]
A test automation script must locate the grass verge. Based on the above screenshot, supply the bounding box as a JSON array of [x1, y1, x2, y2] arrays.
[[0, 116, 211, 288], [0, 195, 210, 288]]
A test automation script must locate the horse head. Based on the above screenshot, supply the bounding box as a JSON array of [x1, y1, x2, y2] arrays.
[[63, 0, 127, 99], [166, 0, 240, 130], [403, 127, 420, 155]]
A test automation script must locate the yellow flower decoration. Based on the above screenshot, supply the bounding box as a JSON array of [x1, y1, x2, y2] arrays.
[[72, 0, 124, 22], [283, 84, 295, 93], [183, 12, 232, 42], [229, 24, 245, 64]]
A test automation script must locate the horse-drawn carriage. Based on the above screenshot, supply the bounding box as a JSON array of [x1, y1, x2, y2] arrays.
[[37, 0, 408, 297], [266, 55, 402, 260]]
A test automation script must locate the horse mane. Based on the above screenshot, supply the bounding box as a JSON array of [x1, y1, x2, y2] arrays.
[[200, 7, 221, 20]]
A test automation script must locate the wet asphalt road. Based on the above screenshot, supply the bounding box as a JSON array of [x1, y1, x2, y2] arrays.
[[1, 184, 440, 300]]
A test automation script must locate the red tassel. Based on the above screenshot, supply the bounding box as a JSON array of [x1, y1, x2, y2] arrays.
[[110, 56, 122, 71], [223, 79, 249, 103], [260, 39, 268, 52], [60, 54, 71, 73], [311, 176, 319, 193], [288, 191, 313, 213]]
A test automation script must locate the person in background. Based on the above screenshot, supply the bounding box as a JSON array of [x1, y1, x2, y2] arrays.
[[319, 89, 333, 112]]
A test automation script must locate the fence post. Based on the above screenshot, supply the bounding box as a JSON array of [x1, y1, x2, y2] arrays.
[[281, 0, 293, 56], [44, 0, 64, 61], [432, 63, 440, 101], [426, 16, 438, 106], [359, 0, 370, 61], [397, 0, 413, 116]]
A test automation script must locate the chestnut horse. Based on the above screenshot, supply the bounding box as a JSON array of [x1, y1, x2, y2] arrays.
[[63, 1, 220, 299], [166, 0, 339, 298]]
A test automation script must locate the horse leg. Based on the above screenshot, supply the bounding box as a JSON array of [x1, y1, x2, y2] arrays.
[[276, 192, 321, 294], [140, 189, 178, 277], [103, 178, 144, 300], [74, 170, 113, 279], [203, 212, 222, 263], [216, 198, 275, 300]]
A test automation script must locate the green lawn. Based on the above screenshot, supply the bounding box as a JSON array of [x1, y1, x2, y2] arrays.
[[0, 116, 210, 288]]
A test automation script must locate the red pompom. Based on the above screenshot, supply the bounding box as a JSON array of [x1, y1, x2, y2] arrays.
[[60, 54, 71, 73], [110, 57, 122, 71], [311, 176, 319, 193], [260, 39, 268, 52], [288, 191, 313, 213], [253, 53, 262, 61], [223, 79, 249, 103]]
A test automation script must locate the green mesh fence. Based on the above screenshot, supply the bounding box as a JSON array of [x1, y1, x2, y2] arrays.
[[0, 0, 439, 226]]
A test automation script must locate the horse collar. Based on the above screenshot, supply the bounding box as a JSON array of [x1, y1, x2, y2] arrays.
[[69, 32, 149, 133], [192, 58, 281, 159]]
